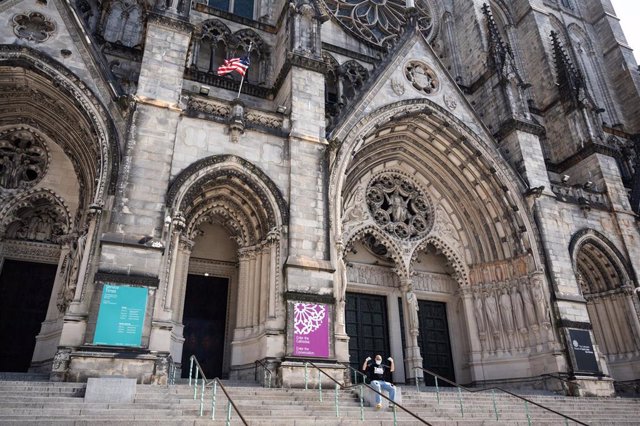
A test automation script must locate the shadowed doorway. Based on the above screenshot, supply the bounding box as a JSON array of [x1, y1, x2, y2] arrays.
[[0, 259, 57, 372], [181, 274, 229, 379]]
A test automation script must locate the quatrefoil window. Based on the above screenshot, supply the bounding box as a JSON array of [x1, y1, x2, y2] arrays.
[[366, 173, 433, 240], [12, 11, 56, 43]]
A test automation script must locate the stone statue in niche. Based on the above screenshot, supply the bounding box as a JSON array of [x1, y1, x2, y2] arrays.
[[520, 280, 537, 327], [499, 286, 515, 333], [484, 291, 500, 335], [530, 273, 550, 325], [474, 294, 486, 335], [57, 230, 88, 312], [510, 284, 527, 332]]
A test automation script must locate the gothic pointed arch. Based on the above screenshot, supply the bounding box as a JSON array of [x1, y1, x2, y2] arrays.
[[569, 229, 640, 379], [166, 155, 288, 245], [0, 189, 71, 242], [331, 98, 538, 272], [0, 45, 121, 211]]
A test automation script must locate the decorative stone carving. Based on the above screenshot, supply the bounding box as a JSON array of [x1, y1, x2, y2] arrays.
[[366, 172, 433, 240], [346, 262, 398, 287], [390, 78, 405, 97], [57, 229, 88, 313], [443, 93, 457, 110], [405, 61, 439, 96], [343, 185, 368, 224], [50, 347, 72, 382], [1, 190, 70, 243], [510, 285, 527, 332], [321, 0, 433, 47], [0, 129, 48, 190], [12, 11, 56, 43]]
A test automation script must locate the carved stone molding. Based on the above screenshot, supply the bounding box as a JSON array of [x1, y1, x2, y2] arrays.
[[12, 11, 56, 43], [0, 239, 60, 264], [346, 263, 398, 288]]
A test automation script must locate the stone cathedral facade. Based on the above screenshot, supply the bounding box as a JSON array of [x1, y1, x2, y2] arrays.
[[1, 0, 640, 396]]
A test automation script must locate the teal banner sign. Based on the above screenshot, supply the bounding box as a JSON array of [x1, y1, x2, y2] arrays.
[[94, 284, 148, 347]]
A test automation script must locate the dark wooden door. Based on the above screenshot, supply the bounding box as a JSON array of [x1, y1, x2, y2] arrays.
[[0, 260, 57, 372], [417, 300, 455, 386], [181, 275, 228, 379], [346, 293, 390, 382]]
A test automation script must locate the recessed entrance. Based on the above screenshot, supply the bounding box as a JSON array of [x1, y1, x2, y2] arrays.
[[346, 292, 390, 375], [417, 300, 455, 385], [0, 259, 57, 372], [181, 274, 229, 379]]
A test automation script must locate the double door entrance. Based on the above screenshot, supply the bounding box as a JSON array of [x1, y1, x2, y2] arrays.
[[346, 292, 455, 384]]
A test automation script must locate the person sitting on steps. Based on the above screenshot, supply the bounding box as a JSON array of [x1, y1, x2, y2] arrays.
[[362, 354, 395, 409]]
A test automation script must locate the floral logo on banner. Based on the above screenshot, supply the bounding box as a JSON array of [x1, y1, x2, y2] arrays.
[[294, 303, 326, 335]]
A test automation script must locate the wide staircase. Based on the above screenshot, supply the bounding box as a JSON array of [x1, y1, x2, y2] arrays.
[[0, 376, 639, 425]]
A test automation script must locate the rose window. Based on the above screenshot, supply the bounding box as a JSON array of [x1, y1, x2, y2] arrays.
[[367, 173, 432, 240], [12, 12, 56, 43], [321, 0, 433, 47], [0, 129, 48, 190]]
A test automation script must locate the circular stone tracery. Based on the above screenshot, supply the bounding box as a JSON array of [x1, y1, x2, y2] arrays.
[[0, 129, 49, 190], [366, 172, 432, 240], [321, 0, 433, 47], [405, 61, 439, 95]]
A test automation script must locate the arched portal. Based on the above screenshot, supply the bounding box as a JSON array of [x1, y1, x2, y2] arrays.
[[164, 155, 287, 378], [330, 99, 559, 385], [0, 46, 119, 373], [570, 230, 640, 381]]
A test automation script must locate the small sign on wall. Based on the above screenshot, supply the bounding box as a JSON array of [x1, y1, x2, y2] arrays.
[[566, 328, 600, 374], [94, 284, 148, 347], [291, 302, 330, 358]]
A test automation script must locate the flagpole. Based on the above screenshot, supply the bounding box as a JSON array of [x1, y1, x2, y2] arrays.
[[236, 42, 253, 99]]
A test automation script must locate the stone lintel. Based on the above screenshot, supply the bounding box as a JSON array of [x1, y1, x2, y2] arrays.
[[285, 255, 334, 273], [284, 291, 335, 304]]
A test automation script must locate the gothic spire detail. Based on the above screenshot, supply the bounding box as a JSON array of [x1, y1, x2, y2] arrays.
[[551, 30, 585, 107], [481, 3, 513, 74]]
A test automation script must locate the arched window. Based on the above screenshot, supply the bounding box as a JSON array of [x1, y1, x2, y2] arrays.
[[232, 29, 267, 85], [207, 0, 254, 19], [190, 20, 231, 73], [101, 0, 145, 48], [560, 0, 573, 10]]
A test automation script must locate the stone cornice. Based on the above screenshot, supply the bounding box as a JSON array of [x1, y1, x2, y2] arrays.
[[148, 13, 194, 33], [494, 117, 546, 141]]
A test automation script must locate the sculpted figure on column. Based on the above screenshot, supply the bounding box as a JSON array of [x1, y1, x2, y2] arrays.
[[499, 286, 515, 333], [520, 278, 537, 327], [473, 292, 486, 335], [406, 289, 420, 335], [484, 290, 500, 334], [530, 273, 550, 325], [510, 284, 527, 332]]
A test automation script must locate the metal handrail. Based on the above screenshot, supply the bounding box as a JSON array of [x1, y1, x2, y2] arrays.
[[306, 361, 431, 425], [189, 355, 248, 425], [338, 361, 369, 384], [414, 366, 587, 426], [254, 359, 274, 388]]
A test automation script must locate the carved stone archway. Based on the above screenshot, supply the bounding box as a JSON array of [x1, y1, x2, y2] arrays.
[[160, 155, 288, 377]]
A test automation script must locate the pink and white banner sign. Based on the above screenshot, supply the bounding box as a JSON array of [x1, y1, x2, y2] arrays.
[[293, 302, 329, 358]]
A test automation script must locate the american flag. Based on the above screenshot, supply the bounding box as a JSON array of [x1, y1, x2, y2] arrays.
[[217, 55, 250, 77]]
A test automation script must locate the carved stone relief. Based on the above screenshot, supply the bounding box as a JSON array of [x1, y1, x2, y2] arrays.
[[404, 61, 439, 96], [366, 172, 433, 240], [1, 190, 70, 243], [12, 11, 56, 43], [0, 128, 48, 190], [346, 262, 398, 288]]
